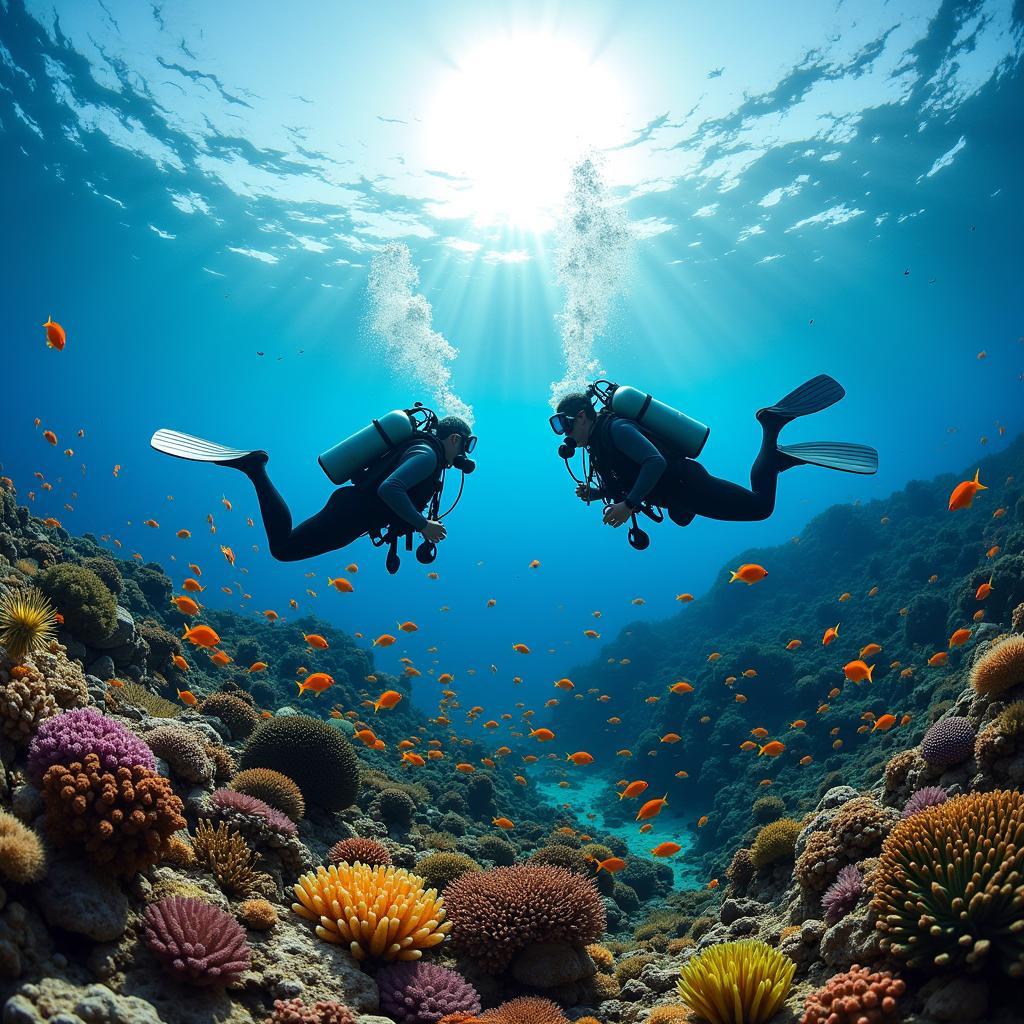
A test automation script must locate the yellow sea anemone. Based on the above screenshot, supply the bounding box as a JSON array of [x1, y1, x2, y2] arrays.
[[676, 939, 795, 1024], [0, 587, 57, 662], [291, 862, 451, 961]]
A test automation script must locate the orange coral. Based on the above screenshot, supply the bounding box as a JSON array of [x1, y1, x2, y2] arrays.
[[802, 964, 904, 1024], [41, 754, 186, 875], [291, 862, 450, 961], [448, 998, 568, 1024], [970, 635, 1024, 695]]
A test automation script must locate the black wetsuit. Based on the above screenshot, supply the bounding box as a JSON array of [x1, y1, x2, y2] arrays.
[[241, 443, 442, 562], [585, 414, 787, 525]]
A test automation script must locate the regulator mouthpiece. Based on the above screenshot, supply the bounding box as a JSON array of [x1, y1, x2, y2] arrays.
[[558, 439, 578, 459], [452, 454, 476, 474]]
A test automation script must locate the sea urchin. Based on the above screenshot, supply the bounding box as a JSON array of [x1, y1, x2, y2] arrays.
[[0, 587, 57, 663]]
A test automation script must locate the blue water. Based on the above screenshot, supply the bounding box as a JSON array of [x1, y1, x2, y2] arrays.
[[2, 1, 1023, 833]]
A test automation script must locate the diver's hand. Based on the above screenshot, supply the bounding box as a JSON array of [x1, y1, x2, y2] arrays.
[[576, 483, 591, 501], [420, 520, 446, 543], [603, 501, 631, 528]]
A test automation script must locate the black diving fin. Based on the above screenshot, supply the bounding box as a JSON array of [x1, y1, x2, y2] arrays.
[[758, 374, 846, 424], [778, 441, 878, 475]]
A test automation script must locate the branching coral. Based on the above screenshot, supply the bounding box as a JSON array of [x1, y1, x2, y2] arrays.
[[192, 819, 272, 897], [23, 640, 89, 709], [145, 726, 214, 785], [0, 662, 58, 744], [28, 706, 155, 785], [143, 896, 250, 986], [872, 789, 1024, 976], [0, 586, 57, 662], [801, 964, 905, 1024], [329, 836, 392, 868], [444, 864, 606, 973], [920, 716, 975, 767], [461, 997, 569, 1024], [377, 961, 481, 1023], [676, 939, 795, 1024], [230, 767, 306, 822], [201, 692, 260, 739], [241, 715, 359, 811], [292, 862, 450, 961], [750, 818, 802, 869], [0, 809, 46, 883], [41, 754, 186, 875], [970, 635, 1024, 695], [798, 797, 893, 894]]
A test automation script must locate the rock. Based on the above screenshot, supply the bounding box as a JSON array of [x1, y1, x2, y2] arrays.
[[819, 904, 883, 968], [91, 606, 135, 650], [619, 978, 648, 1001], [85, 655, 115, 680], [819, 786, 860, 810], [10, 784, 43, 824], [922, 975, 989, 1021], [357, 1018, 398, 1024], [64, 641, 88, 664], [639, 965, 679, 994], [800, 919, 825, 943], [720, 897, 764, 925], [728, 917, 759, 936], [4, 979, 164, 1024], [34, 860, 129, 942], [511, 942, 596, 988]]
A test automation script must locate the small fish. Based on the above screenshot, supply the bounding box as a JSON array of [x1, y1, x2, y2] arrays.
[[183, 625, 220, 648], [843, 660, 874, 683], [676, 593, 694, 603], [739, 741, 757, 751], [177, 689, 198, 707], [651, 840, 682, 856], [707, 878, 719, 890], [697, 815, 709, 827], [529, 559, 541, 569], [619, 781, 649, 800], [975, 576, 994, 600], [583, 630, 600, 639], [42, 430, 58, 446], [176, 529, 191, 539], [838, 592, 852, 603], [374, 690, 402, 712], [372, 634, 396, 648], [305, 634, 330, 649], [592, 856, 627, 874], [219, 545, 235, 566], [554, 678, 575, 690], [172, 596, 201, 616], [182, 578, 204, 593], [785, 639, 802, 650], [758, 741, 785, 757], [867, 586, 879, 597], [790, 720, 807, 729], [948, 469, 986, 511], [529, 728, 555, 742], [928, 652, 949, 667], [171, 654, 190, 672], [660, 733, 681, 744], [948, 628, 971, 648], [729, 563, 768, 585], [822, 623, 840, 646], [402, 752, 425, 767], [872, 714, 897, 732], [567, 751, 594, 766], [799, 755, 813, 765], [669, 681, 694, 695], [455, 763, 476, 774], [860, 643, 882, 658], [328, 577, 354, 593], [636, 794, 668, 821], [43, 316, 67, 350], [512, 643, 531, 654]]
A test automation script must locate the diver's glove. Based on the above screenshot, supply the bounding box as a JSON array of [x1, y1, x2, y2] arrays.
[[575, 483, 604, 502]]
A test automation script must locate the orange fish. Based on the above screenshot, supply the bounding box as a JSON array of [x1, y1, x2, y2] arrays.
[[660, 733, 681, 744], [567, 751, 594, 766], [843, 660, 874, 684], [530, 728, 555, 742], [860, 643, 882, 658], [210, 650, 232, 667], [492, 817, 515, 830], [171, 654, 190, 672], [750, 727, 769, 738], [173, 596, 200, 616], [785, 639, 802, 650], [372, 634, 396, 648], [181, 577, 205, 594], [822, 623, 840, 646], [676, 593, 694, 603], [697, 815, 709, 827], [619, 781, 649, 800], [758, 741, 785, 757], [305, 634, 330, 649], [636, 794, 668, 821], [872, 714, 897, 732], [739, 741, 757, 751], [707, 878, 719, 890], [639, 824, 653, 834], [799, 755, 813, 765], [987, 545, 1001, 558], [512, 643, 531, 654], [554, 678, 575, 690], [742, 669, 758, 678], [948, 469, 986, 511], [374, 690, 403, 712], [397, 621, 418, 633], [220, 545, 235, 566], [177, 689, 198, 706], [948, 628, 971, 648], [928, 652, 949, 667], [583, 630, 600, 639], [593, 856, 627, 874], [43, 316, 66, 350], [402, 752, 425, 767], [176, 529, 191, 539], [455, 763, 476, 774], [183, 625, 220, 648], [651, 842, 681, 857], [707, 651, 721, 662], [975, 576, 993, 600], [529, 559, 541, 569], [729, 563, 768, 584], [297, 672, 335, 696], [42, 430, 58, 446], [790, 720, 807, 729], [669, 681, 694, 694]]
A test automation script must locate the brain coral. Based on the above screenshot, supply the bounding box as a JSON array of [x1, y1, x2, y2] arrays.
[[801, 964, 905, 1024], [871, 789, 1024, 976], [444, 864, 606, 973], [241, 716, 359, 811], [28, 707, 155, 785], [920, 716, 975, 767], [750, 818, 802, 869], [230, 767, 306, 822], [970, 634, 1024, 695], [292, 862, 450, 961], [145, 725, 214, 785], [201, 692, 260, 739], [143, 896, 250, 986], [41, 754, 186, 875], [0, 808, 47, 883], [676, 939, 795, 1024], [377, 961, 481, 1023], [328, 836, 392, 868], [263, 998, 356, 1024], [0, 662, 58, 744]]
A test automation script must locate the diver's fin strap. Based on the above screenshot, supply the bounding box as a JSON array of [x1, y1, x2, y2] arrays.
[[778, 441, 878, 474], [762, 375, 845, 418], [150, 429, 254, 463]]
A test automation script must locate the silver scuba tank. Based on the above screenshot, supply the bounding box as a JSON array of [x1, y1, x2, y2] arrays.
[[610, 385, 710, 459], [318, 410, 415, 485]]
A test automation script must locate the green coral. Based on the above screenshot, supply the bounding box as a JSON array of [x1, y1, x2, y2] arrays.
[[752, 795, 785, 823], [750, 818, 802, 869], [415, 851, 481, 892], [37, 563, 116, 644]]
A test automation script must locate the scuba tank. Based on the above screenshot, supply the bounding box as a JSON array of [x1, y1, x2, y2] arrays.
[[318, 409, 417, 485], [602, 382, 710, 459]]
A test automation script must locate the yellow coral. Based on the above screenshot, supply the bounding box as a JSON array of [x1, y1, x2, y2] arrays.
[[0, 587, 57, 662], [647, 1009, 689, 1024], [291, 862, 450, 961], [0, 809, 47, 883], [586, 942, 615, 971], [676, 939, 795, 1024]]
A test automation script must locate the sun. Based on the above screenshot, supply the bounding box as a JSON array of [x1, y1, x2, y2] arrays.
[[420, 32, 629, 231]]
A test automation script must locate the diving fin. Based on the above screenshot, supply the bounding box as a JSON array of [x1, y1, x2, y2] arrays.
[[150, 429, 262, 467], [758, 374, 845, 424], [778, 441, 878, 475]]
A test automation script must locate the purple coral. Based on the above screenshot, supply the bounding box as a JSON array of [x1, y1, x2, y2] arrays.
[[27, 707, 154, 785], [820, 864, 863, 923], [376, 961, 481, 1023], [920, 716, 975, 768], [211, 787, 297, 837], [901, 785, 948, 819], [143, 897, 250, 987]]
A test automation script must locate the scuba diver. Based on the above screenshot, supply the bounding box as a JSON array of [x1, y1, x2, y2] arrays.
[[551, 376, 877, 549], [151, 405, 476, 573]]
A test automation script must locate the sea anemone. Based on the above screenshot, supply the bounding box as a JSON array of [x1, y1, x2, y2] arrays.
[[211, 788, 297, 837], [970, 635, 1024, 696], [801, 964, 904, 1024], [0, 586, 57, 662], [821, 864, 863, 923], [328, 836, 392, 868], [920, 716, 975, 767], [143, 896, 250, 986], [0, 808, 47, 883], [376, 961, 481, 1023], [871, 789, 1024, 976], [444, 864, 606, 974], [230, 767, 306, 822], [901, 785, 948, 819], [676, 939, 794, 1024], [291, 862, 450, 961]]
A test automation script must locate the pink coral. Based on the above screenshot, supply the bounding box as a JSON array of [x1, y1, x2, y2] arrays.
[[802, 964, 905, 1024], [262, 998, 356, 1024]]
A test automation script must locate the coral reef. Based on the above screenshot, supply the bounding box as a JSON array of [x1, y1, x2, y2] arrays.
[[376, 960, 481, 1023], [145, 725, 215, 784], [230, 767, 307, 822], [201, 691, 261, 739], [238, 898, 279, 930], [750, 817, 802, 868], [263, 999, 356, 1024], [970, 634, 1024, 695], [0, 808, 46, 883], [920, 715, 975, 767], [329, 836, 392, 867], [801, 964, 905, 1024], [0, 585, 57, 661], [415, 851, 481, 892], [36, 563, 117, 644], [821, 864, 863, 923], [0, 661, 58, 744], [192, 818, 273, 897]]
